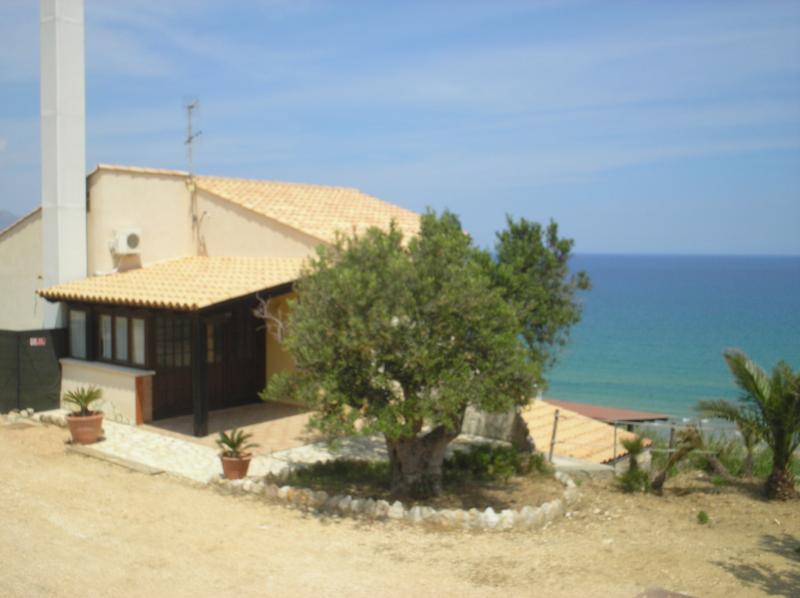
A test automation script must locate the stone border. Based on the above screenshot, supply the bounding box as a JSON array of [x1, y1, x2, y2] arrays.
[[212, 470, 579, 532]]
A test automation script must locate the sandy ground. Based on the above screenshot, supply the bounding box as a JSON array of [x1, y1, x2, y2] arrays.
[[1, 423, 798, 598]]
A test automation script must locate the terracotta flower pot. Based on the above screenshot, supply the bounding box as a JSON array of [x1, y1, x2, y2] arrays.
[[221, 453, 252, 480], [66, 412, 104, 445]]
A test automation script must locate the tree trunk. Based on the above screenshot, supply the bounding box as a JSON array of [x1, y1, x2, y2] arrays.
[[650, 444, 696, 495], [766, 465, 799, 500], [705, 453, 737, 484], [385, 425, 459, 499]]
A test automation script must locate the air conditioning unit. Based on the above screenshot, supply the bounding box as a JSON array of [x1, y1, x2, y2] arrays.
[[111, 229, 142, 255]]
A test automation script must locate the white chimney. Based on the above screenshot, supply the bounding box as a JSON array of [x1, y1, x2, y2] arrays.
[[40, 0, 87, 329]]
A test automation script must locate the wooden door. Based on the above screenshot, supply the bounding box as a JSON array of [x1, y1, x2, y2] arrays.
[[152, 315, 193, 419]]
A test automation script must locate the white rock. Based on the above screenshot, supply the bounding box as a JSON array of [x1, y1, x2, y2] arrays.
[[519, 505, 536, 527], [312, 490, 329, 508], [243, 480, 254, 493], [482, 507, 500, 530], [564, 486, 579, 505], [277, 486, 291, 499], [362, 498, 377, 518], [337, 495, 353, 513], [350, 498, 364, 514], [407, 505, 424, 524], [499, 509, 516, 530], [387, 500, 405, 520], [375, 500, 391, 519], [420, 506, 436, 521]]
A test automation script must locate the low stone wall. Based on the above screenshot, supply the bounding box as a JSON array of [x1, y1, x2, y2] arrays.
[[213, 470, 580, 532]]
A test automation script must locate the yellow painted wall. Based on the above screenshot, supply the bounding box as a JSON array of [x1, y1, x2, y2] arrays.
[[0, 210, 46, 330], [87, 170, 195, 274], [195, 189, 320, 258], [265, 291, 297, 383]]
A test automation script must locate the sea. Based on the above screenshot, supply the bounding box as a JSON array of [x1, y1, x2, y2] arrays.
[[546, 254, 800, 419]]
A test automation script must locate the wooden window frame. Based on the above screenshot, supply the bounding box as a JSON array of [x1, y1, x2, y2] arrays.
[[67, 307, 89, 360], [94, 306, 153, 369]]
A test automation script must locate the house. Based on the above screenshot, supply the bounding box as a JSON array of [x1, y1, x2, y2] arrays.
[[0, 1, 420, 435], [0, 165, 420, 436]]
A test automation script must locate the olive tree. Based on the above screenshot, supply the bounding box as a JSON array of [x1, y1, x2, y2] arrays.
[[263, 210, 587, 498]]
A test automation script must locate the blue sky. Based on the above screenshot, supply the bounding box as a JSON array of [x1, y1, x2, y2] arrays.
[[1, 0, 799, 254]]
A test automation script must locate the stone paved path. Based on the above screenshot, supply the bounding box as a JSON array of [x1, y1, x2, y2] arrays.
[[34, 409, 503, 484]]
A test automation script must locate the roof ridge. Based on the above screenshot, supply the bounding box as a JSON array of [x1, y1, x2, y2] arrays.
[[92, 164, 190, 178], [0, 206, 42, 240], [195, 173, 362, 194]]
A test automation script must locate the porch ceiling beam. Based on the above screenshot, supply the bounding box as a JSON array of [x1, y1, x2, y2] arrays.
[[191, 315, 208, 437]]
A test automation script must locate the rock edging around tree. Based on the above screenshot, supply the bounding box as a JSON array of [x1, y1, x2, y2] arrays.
[[212, 470, 580, 532]]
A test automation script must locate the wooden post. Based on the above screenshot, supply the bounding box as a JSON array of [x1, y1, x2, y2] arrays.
[[668, 425, 676, 452], [191, 315, 208, 437], [548, 409, 560, 462]]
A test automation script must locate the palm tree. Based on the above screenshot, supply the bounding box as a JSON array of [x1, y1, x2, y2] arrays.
[[651, 426, 702, 495], [696, 399, 762, 477], [722, 350, 800, 500]]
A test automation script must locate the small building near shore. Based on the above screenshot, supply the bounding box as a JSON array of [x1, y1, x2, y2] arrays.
[[0, 165, 419, 434]]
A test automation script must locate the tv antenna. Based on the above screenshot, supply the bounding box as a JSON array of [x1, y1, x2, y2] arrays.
[[184, 99, 202, 175]]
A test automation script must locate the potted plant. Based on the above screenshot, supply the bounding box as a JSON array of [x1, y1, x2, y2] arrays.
[[217, 428, 259, 480], [63, 386, 104, 445]]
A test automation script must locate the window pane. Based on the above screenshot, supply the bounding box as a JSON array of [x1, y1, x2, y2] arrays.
[[132, 318, 146, 365], [99, 315, 112, 359], [69, 310, 86, 359], [115, 316, 129, 361]]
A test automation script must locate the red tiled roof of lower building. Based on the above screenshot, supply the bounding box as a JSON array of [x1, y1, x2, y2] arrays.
[[544, 399, 669, 423]]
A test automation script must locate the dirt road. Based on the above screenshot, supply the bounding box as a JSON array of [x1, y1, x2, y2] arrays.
[[1, 423, 797, 597]]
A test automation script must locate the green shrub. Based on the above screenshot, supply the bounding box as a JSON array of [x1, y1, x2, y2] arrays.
[[697, 510, 709, 525], [528, 451, 553, 475], [618, 468, 650, 493], [445, 444, 537, 482]]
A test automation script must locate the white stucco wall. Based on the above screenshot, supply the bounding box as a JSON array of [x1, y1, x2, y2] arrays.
[[195, 189, 320, 258], [60, 358, 154, 425], [87, 170, 195, 274], [0, 210, 46, 330]]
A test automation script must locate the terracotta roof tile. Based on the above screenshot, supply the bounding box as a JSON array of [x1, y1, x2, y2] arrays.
[[195, 175, 420, 244], [521, 400, 650, 464], [544, 398, 669, 423], [38, 256, 305, 311], [89, 164, 421, 245]]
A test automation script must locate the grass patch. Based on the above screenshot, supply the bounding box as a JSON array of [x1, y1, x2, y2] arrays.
[[697, 510, 710, 525]]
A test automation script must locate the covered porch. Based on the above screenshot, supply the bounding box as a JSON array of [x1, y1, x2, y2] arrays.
[[144, 401, 318, 453], [38, 255, 306, 436]]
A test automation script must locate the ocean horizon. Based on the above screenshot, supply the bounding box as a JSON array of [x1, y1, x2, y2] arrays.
[[546, 253, 800, 418]]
